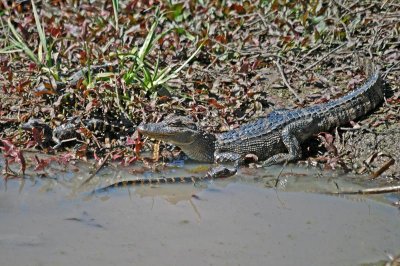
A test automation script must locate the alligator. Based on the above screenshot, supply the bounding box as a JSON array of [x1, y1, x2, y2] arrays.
[[94, 165, 236, 192], [21, 117, 117, 149], [138, 69, 384, 167], [34, 63, 118, 93]]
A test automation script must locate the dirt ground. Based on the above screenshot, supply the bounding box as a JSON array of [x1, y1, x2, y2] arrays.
[[0, 1, 399, 182]]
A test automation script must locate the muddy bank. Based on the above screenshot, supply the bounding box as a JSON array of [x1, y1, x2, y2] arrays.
[[1, 161, 400, 266], [339, 129, 400, 178]]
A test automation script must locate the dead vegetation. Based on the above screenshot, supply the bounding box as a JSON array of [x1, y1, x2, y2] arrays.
[[0, 0, 399, 181]]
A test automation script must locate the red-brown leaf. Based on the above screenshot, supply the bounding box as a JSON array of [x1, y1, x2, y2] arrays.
[[1, 139, 26, 175], [34, 155, 51, 171], [208, 98, 224, 109]]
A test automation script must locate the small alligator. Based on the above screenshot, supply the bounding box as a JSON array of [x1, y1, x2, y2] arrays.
[[138, 69, 384, 167], [94, 166, 236, 192], [21, 117, 113, 149], [34, 63, 119, 93]]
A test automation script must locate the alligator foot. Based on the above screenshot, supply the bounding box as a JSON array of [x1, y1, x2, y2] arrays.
[[206, 165, 237, 179], [262, 153, 295, 167]]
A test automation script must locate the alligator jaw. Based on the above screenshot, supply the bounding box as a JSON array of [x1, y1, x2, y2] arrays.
[[138, 117, 216, 162], [138, 124, 177, 139], [137, 116, 200, 146]]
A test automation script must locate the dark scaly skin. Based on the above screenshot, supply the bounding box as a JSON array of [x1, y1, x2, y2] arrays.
[[21, 117, 113, 149], [95, 176, 204, 193], [34, 63, 119, 93], [138, 70, 384, 167], [94, 165, 236, 192], [22, 118, 81, 149], [21, 119, 53, 148]]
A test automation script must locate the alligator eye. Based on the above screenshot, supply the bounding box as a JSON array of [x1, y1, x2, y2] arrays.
[[170, 121, 184, 127], [169, 121, 197, 130], [167, 116, 197, 130], [185, 123, 197, 130]]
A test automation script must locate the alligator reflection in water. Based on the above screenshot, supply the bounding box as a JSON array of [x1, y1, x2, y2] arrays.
[[1, 153, 397, 205], [1, 155, 400, 266]]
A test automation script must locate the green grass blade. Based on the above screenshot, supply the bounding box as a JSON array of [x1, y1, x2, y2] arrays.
[[138, 16, 158, 63], [7, 19, 24, 44], [170, 42, 203, 77], [154, 42, 203, 86], [31, 0, 48, 63], [112, 0, 119, 31], [153, 65, 173, 85], [152, 56, 160, 81], [142, 65, 153, 89], [0, 44, 23, 54], [7, 19, 39, 64]]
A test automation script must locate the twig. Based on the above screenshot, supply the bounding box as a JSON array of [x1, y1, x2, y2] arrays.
[[369, 158, 395, 179], [368, 28, 381, 59], [273, 163, 286, 189], [213, 40, 246, 55], [300, 44, 322, 60], [205, 56, 218, 71], [274, 60, 304, 103], [332, 0, 352, 13], [384, 60, 400, 78], [302, 43, 346, 72], [114, 78, 132, 121], [257, 12, 269, 29], [327, 185, 400, 195], [79, 153, 111, 187], [380, 0, 390, 9], [212, 40, 281, 58]]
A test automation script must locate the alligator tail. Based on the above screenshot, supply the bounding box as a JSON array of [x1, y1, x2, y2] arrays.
[[94, 175, 208, 193]]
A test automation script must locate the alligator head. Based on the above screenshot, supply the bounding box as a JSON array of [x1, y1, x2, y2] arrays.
[[138, 115, 216, 162], [21, 118, 53, 147]]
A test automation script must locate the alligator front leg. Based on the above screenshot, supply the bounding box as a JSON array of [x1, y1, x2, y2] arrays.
[[206, 165, 237, 179], [205, 151, 242, 178], [263, 119, 311, 167], [214, 151, 242, 165]]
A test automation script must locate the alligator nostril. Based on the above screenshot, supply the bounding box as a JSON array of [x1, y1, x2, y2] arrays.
[[137, 124, 147, 132]]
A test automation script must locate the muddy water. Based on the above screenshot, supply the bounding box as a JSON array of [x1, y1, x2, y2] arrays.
[[0, 156, 399, 266]]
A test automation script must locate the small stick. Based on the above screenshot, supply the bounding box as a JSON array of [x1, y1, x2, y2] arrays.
[[332, 0, 352, 13], [274, 163, 286, 188], [327, 185, 400, 195], [302, 43, 346, 72], [274, 60, 304, 104], [368, 28, 381, 59], [384, 60, 400, 79], [369, 158, 395, 179], [80, 153, 111, 187]]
